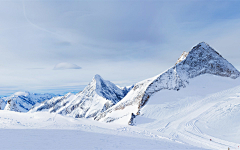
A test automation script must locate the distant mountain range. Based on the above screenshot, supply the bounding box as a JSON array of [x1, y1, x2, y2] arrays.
[[0, 92, 55, 112], [1, 42, 239, 126]]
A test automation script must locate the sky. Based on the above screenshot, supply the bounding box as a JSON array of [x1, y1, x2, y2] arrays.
[[0, 0, 240, 96]]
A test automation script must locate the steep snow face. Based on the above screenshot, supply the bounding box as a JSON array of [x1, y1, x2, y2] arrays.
[[93, 74, 128, 104], [2, 92, 55, 112], [31, 75, 128, 119], [95, 42, 240, 125], [138, 76, 240, 149]]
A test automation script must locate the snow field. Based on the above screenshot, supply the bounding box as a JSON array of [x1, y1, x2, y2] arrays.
[[0, 111, 206, 150], [137, 75, 240, 150]]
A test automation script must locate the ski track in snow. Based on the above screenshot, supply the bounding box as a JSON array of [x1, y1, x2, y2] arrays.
[[1, 76, 240, 150], [138, 77, 240, 150], [0, 111, 205, 150]]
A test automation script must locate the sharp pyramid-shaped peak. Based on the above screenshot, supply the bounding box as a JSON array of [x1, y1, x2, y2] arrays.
[[176, 42, 215, 65], [93, 74, 103, 80], [91, 74, 109, 90], [198, 41, 210, 49], [84, 74, 127, 104], [90, 74, 108, 88], [176, 42, 240, 79], [189, 42, 222, 57], [31, 74, 130, 119]]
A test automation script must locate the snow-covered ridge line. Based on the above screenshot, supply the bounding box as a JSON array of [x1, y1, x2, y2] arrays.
[[30, 74, 133, 119], [1, 42, 239, 127], [141, 41, 240, 110], [0, 91, 56, 112], [95, 42, 240, 125]]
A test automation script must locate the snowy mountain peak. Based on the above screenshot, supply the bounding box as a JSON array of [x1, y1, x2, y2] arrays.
[[190, 42, 222, 57], [89, 74, 127, 104], [1, 92, 56, 112], [94, 74, 103, 80], [198, 41, 210, 49], [95, 42, 240, 125], [176, 42, 214, 65], [31, 74, 131, 119], [180, 42, 240, 79]]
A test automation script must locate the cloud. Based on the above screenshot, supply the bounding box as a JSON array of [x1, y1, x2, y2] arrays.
[[53, 62, 81, 70]]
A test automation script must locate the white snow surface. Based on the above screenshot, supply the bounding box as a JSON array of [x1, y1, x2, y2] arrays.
[[137, 75, 240, 149], [1, 77, 240, 150], [0, 110, 206, 150], [1, 42, 240, 150], [93, 74, 240, 149]]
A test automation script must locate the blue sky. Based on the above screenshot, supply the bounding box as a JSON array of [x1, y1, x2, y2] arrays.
[[0, 0, 240, 96]]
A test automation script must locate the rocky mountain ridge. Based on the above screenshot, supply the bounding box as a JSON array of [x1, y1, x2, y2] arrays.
[[1, 42, 239, 126], [0, 92, 55, 112], [94, 42, 240, 125], [30, 74, 132, 119]]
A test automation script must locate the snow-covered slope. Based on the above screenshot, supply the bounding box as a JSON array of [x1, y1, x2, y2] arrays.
[[135, 75, 240, 150], [0, 110, 206, 150], [95, 42, 240, 125], [31, 74, 129, 119], [1, 42, 240, 150], [1, 91, 55, 112]]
